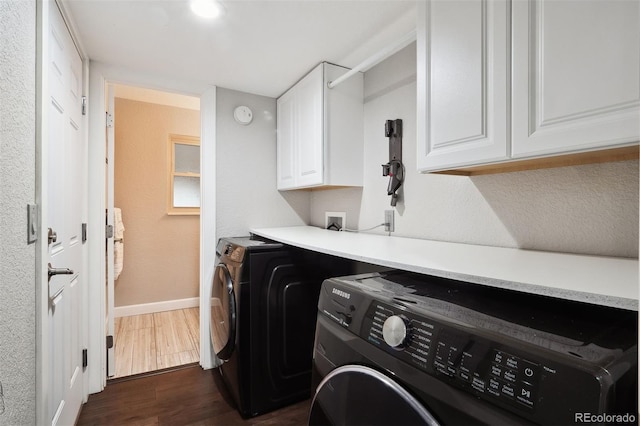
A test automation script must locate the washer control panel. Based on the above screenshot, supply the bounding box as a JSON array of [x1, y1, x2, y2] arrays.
[[362, 301, 541, 413], [318, 275, 635, 425]]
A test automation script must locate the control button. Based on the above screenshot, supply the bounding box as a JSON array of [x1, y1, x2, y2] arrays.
[[519, 360, 539, 385], [506, 356, 519, 370], [488, 375, 501, 398], [500, 383, 515, 398], [519, 387, 532, 399], [488, 378, 501, 391], [490, 364, 503, 378], [516, 386, 536, 410], [382, 315, 409, 348], [503, 369, 517, 383], [493, 351, 504, 365], [516, 382, 536, 409], [458, 371, 471, 382]]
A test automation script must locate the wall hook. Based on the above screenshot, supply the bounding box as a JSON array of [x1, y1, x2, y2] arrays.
[[381, 119, 404, 206]]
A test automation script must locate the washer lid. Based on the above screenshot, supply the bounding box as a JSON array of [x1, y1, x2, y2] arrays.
[[309, 365, 440, 426]]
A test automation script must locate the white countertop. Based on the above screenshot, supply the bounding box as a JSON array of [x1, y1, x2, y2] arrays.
[[251, 226, 639, 311]]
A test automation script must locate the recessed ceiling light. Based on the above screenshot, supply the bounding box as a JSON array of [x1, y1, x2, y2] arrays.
[[190, 0, 223, 19]]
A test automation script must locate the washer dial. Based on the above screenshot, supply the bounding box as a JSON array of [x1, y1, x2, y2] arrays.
[[382, 315, 409, 348]]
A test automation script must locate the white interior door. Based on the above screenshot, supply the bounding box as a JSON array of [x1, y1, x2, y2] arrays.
[[47, 2, 86, 425], [106, 84, 116, 377]]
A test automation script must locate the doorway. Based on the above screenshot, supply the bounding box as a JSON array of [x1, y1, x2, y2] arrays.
[[107, 84, 201, 379]]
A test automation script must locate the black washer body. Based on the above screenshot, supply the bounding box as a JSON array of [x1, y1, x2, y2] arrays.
[[311, 271, 638, 425], [211, 236, 380, 418]]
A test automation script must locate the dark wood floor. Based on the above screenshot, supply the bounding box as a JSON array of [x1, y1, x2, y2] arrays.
[[77, 364, 311, 425]]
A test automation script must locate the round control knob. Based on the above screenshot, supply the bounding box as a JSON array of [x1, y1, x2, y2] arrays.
[[382, 315, 408, 348]]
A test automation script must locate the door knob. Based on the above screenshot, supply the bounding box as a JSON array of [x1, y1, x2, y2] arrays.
[[48, 263, 73, 281]]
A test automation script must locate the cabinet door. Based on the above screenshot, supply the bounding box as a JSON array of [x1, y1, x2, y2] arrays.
[[417, 0, 509, 172], [512, 0, 640, 158], [277, 89, 296, 190], [295, 65, 324, 187]]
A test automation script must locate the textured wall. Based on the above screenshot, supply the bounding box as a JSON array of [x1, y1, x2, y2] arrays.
[[216, 87, 309, 239], [0, 0, 37, 423], [311, 43, 639, 258], [114, 98, 200, 307]]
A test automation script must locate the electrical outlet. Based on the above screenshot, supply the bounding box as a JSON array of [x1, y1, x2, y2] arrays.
[[384, 210, 394, 233], [325, 211, 346, 231]]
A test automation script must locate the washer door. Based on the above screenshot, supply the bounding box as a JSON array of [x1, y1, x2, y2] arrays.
[[309, 365, 439, 426], [210, 263, 236, 360]]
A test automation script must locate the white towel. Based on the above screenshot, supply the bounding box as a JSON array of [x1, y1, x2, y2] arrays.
[[114, 207, 125, 280]]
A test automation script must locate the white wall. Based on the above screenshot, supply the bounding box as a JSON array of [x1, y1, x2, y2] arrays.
[[311, 43, 639, 258], [0, 0, 37, 423], [216, 87, 309, 239]]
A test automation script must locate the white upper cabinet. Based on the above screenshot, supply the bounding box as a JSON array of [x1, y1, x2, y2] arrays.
[[417, 0, 640, 173], [512, 0, 640, 158], [417, 0, 509, 172], [276, 87, 297, 189], [277, 62, 364, 190]]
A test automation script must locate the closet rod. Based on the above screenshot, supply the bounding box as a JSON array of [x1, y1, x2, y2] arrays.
[[327, 29, 417, 89]]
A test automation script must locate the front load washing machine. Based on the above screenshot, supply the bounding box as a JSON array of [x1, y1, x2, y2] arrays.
[[310, 271, 638, 425], [211, 237, 373, 418]]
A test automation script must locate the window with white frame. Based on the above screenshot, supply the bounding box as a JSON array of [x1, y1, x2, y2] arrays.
[[168, 134, 200, 215]]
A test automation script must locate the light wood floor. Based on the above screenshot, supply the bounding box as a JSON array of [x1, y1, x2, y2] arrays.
[[114, 307, 200, 378]]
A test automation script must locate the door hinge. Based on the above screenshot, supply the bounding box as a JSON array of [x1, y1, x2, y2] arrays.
[[106, 224, 114, 239], [106, 335, 114, 349], [82, 348, 88, 369], [81, 96, 87, 116], [82, 223, 88, 243], [106, 112, 114, 128]]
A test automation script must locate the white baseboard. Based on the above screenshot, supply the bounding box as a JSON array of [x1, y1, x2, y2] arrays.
[[114, 297, 200, 318]]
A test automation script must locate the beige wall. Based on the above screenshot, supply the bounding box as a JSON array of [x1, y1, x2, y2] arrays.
[[114, 98, 200, 307]]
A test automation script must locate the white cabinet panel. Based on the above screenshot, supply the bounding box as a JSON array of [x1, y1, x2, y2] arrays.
[[512, 0, 640, 157], [277, 62, 363, 190], [295, 66, 324, 187], [276, 89, 296, 189], [417, 0, 508, 172]]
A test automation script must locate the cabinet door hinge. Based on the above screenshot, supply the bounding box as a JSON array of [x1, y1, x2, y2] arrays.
[[82, 348, 88, 368], [106, 224, 114, 239], [81, 96, 87, 116], [106, 112, 114, 128], [106, 335, 114, 349]]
